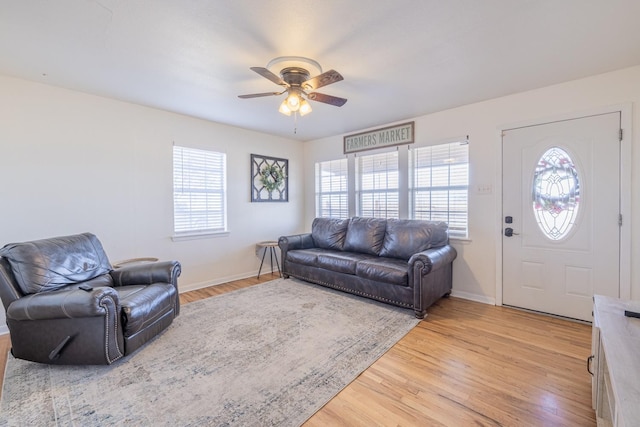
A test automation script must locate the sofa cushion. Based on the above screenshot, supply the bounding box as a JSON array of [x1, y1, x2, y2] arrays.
[[316, 251, 372, 275], [0, 233, 112, 294], [286, 248, 325, 265], [343, 217, 387, 255], [355, 257, 409, 286], [311, 217, 350, 250], [379, 219, 449, 260], [117, 283, 176, 338]]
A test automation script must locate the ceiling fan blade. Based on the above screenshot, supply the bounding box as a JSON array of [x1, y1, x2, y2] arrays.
[[238, 91, 283, 99], [250, 67, 288, 87], [302, 69, 343, 90], [307, 92, 347, 107]]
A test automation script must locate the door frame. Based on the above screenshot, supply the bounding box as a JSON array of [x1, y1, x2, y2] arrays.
[[495, 104, 632, 307]]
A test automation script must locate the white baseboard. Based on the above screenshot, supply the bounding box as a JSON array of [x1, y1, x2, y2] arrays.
[[179, 270, 268, 293], [0, 325, 8, 336], [450, 290, 496, 306]]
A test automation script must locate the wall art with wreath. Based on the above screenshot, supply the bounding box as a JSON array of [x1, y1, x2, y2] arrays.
[[250, 154, 289, 202]]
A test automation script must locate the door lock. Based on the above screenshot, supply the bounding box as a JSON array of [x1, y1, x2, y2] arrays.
[[504, 227, 520, 237]]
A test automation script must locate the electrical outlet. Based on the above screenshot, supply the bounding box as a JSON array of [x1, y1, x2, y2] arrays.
[[476, 184, 493, 195]]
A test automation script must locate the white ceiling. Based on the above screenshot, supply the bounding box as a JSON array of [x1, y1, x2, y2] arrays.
[[1, 0, 640, 141]]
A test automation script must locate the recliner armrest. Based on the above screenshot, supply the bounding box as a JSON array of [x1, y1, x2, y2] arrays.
[[6, 286, 120, 321], [409, 245, 458, 275], [109, 260, 181, 287]]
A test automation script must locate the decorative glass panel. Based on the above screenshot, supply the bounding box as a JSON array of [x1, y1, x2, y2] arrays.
[[532, 147, 580, 240]]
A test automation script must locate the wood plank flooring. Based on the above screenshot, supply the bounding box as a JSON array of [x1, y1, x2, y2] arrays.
[[0, 274, 596, 426]]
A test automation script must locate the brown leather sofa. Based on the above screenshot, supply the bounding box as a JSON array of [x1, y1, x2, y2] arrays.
[[0, 233, 181, 365], [278, 217, 457, 318]]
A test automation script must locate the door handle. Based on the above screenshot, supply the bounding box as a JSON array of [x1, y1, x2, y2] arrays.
[[504, 227, 520, 237]]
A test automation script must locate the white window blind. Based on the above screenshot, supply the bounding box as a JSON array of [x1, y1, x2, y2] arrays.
[[315, 158, 348, 218], [356, 150, 399, 218], [410, 141, 469, 238], [173, 145, 227, 235]]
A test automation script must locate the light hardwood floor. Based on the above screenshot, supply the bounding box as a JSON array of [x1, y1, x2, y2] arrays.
[[0, 274, 596, 426]]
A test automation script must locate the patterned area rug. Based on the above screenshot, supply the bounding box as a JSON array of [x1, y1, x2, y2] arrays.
[[0, 278, 419, 426]]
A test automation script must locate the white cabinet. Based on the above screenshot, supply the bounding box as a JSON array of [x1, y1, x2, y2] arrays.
[[591, 295, 640, 427]]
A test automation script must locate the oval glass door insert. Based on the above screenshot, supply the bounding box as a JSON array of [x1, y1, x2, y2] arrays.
[[532, 147, 580, 240]]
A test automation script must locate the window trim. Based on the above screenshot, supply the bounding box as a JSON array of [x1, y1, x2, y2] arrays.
[[171, 230, 230, 242], [355, 148, 400, 219], [315, 158, 349, 219], [409, 138, 469, 239], [172, 145, 228, 240]]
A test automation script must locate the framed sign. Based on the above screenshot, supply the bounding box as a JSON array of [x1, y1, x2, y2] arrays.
[[251, 154, 289, 202], [344, 121, 414, 154]]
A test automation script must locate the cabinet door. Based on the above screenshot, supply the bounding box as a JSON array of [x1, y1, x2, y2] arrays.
[[591, 324, 600, 410]]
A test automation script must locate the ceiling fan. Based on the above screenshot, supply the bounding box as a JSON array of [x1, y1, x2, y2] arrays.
[[238, 57, 347, 117]]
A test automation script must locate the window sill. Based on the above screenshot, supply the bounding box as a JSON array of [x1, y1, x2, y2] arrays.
[[449, 237, 472, 244], [172, 230, 230, 242]]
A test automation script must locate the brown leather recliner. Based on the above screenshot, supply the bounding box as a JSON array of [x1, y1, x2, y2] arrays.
[[0, 233, 181, 365]]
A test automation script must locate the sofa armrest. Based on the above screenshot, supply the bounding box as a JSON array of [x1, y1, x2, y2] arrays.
[[109, 260, 181, 287], [278, 233, 315, 251], [6, 286, 120, 321], [278, 234, 315, 279], [409, 245, 458, 275], [411, 245, 457, 319]]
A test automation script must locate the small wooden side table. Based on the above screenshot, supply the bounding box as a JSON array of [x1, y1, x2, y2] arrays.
[[256, 241, 281, 279]]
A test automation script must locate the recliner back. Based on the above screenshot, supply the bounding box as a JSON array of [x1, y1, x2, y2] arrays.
[[0, 232, 112, 294], [0, 257, 24, 311]]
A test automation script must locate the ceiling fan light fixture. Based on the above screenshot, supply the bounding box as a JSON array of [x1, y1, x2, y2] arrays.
[[239, 58, 347, 123], [299, 99, 312, 116], [278, 101, 292, 116], [285, 91, 301, 112]]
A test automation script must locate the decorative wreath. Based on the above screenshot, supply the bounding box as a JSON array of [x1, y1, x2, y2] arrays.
[[259, 164, 286, 192]]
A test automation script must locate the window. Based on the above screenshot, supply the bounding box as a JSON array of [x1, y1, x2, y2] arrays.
[[356, 150, 399, 218], [410, 141, 469, 238], [315, 158, 348, 218], [173, 145, 227, 235]]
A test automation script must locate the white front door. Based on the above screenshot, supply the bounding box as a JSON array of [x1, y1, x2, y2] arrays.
[[502, 112, 621, 321]]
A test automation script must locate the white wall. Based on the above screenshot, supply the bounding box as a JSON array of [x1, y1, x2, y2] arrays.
[[3, 64, 640, 333], [304, 65, 640, 304], [0, 75, 305, 331]]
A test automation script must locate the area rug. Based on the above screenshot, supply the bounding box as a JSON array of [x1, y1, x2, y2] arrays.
[[0, 278, 419, 426]]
